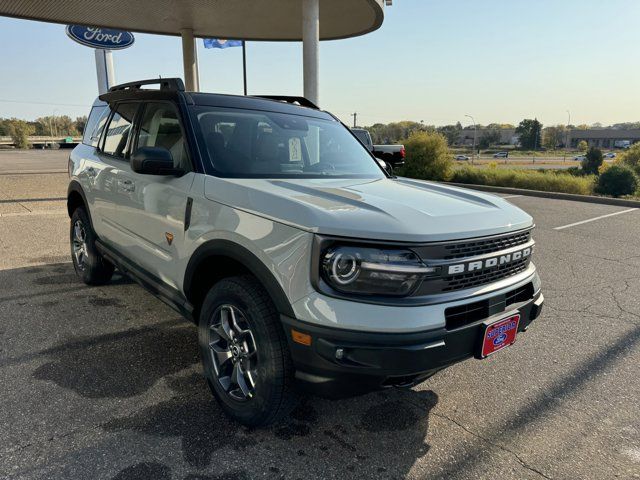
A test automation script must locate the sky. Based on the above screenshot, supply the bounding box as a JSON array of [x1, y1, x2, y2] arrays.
[[0, 0, 639, 128]]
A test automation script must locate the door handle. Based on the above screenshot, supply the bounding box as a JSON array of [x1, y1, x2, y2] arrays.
[[119, 180, 135, 192]]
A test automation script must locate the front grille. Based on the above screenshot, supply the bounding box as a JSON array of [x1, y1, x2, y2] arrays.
[[443, 230, 531, 260], [505, 282, 535, 307], [444, 282, 535, 330], [445, 299, 489, 330], [442, 258, 529, 292]]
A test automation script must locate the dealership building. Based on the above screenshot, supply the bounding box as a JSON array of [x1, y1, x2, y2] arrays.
[[567, 129, 640, 149]]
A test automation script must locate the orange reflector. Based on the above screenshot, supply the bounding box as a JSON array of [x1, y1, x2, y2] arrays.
[[291, 329, 312, 346]]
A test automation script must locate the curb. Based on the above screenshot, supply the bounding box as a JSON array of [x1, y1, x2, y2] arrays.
[[447, 183, 640, 208]]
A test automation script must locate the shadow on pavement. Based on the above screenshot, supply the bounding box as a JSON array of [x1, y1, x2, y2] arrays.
[[32, 322, 199, 398], [435, 323, 640, 479], [1, 262, 438, 479], [105, 372, 437, 478]]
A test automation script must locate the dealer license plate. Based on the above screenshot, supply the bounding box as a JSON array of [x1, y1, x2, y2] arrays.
[[480, 313, 520, 358]]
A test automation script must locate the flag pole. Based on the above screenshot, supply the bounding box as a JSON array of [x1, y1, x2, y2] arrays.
[[242, 41, 247, 96]]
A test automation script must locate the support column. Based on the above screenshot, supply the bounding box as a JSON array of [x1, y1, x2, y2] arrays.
[[302, 0, 319, 106], [94, 49, 115, 95], [181, 28, 200, 91]]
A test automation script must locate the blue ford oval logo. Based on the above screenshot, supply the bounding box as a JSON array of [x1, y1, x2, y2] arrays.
[[493, 333, 507, 346], [66, 25, 135, 50]]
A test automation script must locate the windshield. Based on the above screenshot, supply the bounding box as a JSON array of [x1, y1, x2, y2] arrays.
[[194, 107, 385, 178]]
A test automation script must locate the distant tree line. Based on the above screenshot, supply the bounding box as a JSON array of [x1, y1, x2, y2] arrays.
[[0, 116, 87, 149], [363, 118, 640, 151], [0, 116, 88, 138]]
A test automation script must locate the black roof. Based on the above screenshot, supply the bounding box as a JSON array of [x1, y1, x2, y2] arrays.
[[99, 77, 335, 121], [188, 93, 333, 120]]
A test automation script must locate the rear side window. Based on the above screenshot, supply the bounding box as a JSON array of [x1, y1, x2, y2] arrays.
[[102, 103, 139, 158], [82, 106, 110, 147]]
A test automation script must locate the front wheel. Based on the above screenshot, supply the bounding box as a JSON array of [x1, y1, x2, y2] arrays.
[[198, 275, 298, 426]]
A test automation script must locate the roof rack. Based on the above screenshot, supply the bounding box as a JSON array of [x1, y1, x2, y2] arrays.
[[108, 78, 185, 92], [252, 95, 319, 110]]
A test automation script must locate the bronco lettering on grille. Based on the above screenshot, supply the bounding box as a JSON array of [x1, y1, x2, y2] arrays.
[[447, 247, 532, 275]]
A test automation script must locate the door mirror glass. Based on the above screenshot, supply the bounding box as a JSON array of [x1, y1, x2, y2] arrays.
[[376, 157, 393, 175], [131, 146, 183, 176]]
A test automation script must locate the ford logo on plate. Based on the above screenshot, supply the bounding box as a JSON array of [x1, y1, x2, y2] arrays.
[[493, 333, 508, 346], [66, 25, 135, 50]]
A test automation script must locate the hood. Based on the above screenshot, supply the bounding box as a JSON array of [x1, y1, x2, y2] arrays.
[[204, 176, 533, 242]]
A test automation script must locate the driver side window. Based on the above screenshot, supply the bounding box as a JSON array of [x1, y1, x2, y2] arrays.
[[136, 102, 191, 172]]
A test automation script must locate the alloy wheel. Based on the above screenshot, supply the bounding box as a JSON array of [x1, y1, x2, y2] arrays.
[[72, 220, 88, 270], [208, 304, 258, 401]]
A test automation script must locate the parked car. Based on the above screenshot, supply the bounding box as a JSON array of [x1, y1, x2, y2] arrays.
[[68, 78, 543, 426], [351, 128, 405, 167], [604, 152, 616, 159], [455, 154, 470, 161], [493, 151, 509, 158], [574, 155, 587, 161]]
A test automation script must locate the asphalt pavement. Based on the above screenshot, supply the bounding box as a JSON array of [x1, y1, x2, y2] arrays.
[[0, 150, 639, 479]]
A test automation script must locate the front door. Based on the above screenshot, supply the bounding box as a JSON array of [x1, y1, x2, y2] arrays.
[[115, 101, 196, 289]]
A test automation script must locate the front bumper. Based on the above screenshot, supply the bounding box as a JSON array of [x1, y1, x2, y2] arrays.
[[281, 290, 543, 398]]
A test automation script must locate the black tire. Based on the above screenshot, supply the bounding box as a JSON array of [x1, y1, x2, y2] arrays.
[[198, 275, 298, 426], [70, 207, 114, 285]]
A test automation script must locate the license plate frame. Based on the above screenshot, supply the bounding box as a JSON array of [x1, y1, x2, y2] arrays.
[[478, 313, 520, 359]]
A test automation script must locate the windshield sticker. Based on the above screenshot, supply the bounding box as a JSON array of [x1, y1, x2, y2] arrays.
[[289, 137, 302, 162]]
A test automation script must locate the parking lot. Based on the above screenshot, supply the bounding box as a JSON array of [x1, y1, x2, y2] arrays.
[[1, 150, 638, 480]]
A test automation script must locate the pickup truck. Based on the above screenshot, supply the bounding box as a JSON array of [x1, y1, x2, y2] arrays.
[[351, 128, 405, 167]]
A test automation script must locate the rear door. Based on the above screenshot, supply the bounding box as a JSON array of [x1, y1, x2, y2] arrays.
[[115, 101, 196, 288]]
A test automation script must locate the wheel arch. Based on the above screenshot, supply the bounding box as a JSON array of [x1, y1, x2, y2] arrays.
[[184, 239, 296, 320], [67, 181, 93, 228]]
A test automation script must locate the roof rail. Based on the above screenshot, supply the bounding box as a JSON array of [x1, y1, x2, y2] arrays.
[[252, 95, 319, 110], [108, 78, 185, 93]]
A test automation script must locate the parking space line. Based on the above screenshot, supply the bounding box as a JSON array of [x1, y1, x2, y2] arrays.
[[554, 208, 638, 230], [0, 210, 67, 218], [502, 195, 523, 199]]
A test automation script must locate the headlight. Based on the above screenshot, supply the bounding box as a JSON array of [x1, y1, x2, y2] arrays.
[[321, 245, 438, 296]]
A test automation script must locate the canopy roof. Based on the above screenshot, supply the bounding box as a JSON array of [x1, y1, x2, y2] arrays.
[[0, 0, 384, 40]]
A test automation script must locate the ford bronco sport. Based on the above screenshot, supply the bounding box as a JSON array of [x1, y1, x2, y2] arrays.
[[67, 78, 543, 426]]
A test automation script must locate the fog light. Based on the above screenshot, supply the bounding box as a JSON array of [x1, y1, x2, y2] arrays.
[[335, 348, 345, 360]]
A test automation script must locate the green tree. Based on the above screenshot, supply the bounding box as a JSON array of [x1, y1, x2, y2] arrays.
[[478, 129, 501, 149], [577, 140, 588, 151], [515, 118, 543, 150], [616, 142, 640, 177], [582, 147, 603, 175], [6, 119, 34, 149], [542, 125, 566, 149], [398, 131, 452, 181], [365, 121, 431, 144], [596, 165, 638, 197], [75, 115, 88, 135], [437, 123, 462, 146]]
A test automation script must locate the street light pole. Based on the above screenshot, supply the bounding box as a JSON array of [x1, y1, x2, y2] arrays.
[[465, 114, 476, 165], [52, 109, 59, 138], [564, 110, 571, 163]]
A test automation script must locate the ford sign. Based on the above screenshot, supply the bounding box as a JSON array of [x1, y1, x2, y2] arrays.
[[66, 25, 134, 50]]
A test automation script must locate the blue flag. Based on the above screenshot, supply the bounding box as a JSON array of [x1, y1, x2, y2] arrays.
[[203, 39, 243, 49]]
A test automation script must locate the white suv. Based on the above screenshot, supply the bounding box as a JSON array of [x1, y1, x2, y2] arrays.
[[67, 79, 543, 426]]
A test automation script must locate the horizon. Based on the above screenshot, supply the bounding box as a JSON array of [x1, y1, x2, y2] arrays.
[[1, 0, 639, 127]]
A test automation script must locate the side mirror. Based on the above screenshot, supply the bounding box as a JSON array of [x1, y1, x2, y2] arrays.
[[131, 146, 184, 176], [376, 157, 394, 175]]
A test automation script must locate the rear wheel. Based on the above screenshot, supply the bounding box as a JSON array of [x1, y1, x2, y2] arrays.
[[198, 275, 298, 426], [70, 207, 114, 285]]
